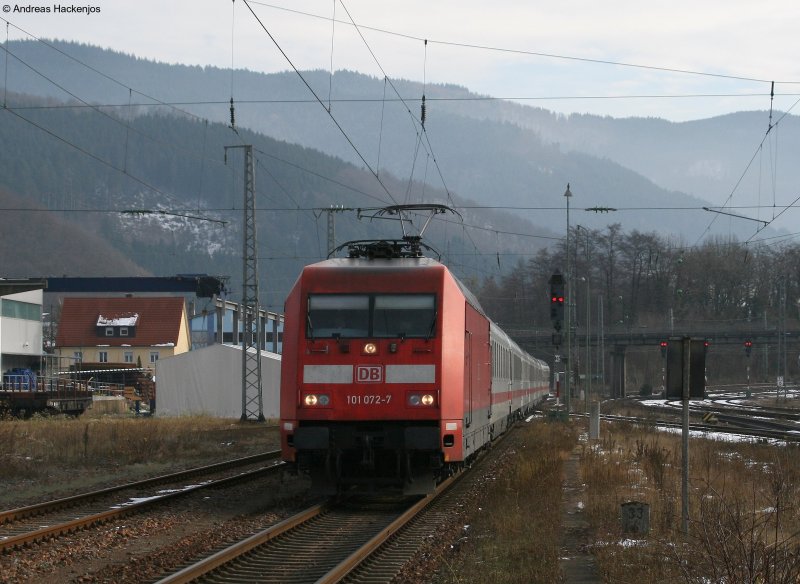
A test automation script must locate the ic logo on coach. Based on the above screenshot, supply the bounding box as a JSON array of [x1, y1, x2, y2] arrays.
[[356, 365, 383, 383]]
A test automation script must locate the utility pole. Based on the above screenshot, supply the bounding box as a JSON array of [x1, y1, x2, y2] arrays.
[[666, 337, 706, 535], [564, 184, 573, 414], [780, 279, 787, 399], [225, 144, 264, 422], [577, 225, 591, 412], [599, 294, 605, 395]]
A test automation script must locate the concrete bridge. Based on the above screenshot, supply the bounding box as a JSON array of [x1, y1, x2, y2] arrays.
[[513, 327, 800, 398]]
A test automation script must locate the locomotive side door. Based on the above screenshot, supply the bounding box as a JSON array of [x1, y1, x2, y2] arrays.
[[464, 330, 473, 428], [464, 304, 491, 423]]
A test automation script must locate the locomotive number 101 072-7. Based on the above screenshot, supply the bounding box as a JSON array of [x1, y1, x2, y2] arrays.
[[346, 394, 392, 406]]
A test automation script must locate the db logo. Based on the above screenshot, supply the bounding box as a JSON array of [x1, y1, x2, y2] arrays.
[[356, 365, 383, 383]]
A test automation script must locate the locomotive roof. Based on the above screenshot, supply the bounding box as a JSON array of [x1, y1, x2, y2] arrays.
[[304, 256, 487, 317], [310, 256, 442, 269]]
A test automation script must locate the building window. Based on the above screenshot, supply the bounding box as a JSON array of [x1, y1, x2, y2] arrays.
[[73, 351, 83, 362], [120, 327, 129, 337], [124, 351, 134, 363], [99, 351, 108, 363], [105, 327, 114, 336], [149, 351, 159, 363], [1, 299, 42, 321]]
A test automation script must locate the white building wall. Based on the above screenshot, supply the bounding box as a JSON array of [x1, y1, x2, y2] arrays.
[[155, 343, 280, 419], [1, 289, 43, 370]]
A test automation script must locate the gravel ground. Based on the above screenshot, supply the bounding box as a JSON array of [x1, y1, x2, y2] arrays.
[[0, 467, 313, 583], [0, 422, 568, 583]]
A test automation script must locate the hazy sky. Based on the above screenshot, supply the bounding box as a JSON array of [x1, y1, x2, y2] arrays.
[[3, 0, 799, 121]]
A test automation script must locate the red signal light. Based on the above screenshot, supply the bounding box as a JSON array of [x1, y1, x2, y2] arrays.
[[744, 340, 753, 347], [659, 341, 667, 348]]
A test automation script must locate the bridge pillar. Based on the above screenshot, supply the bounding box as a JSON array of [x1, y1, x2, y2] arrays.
[[610, 346, 627, 398]]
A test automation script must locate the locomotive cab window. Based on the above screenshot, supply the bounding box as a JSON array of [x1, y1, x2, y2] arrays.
[[307, 293, 436, 339], [373, 294, 435, 338], [307, 295, 369, 338]]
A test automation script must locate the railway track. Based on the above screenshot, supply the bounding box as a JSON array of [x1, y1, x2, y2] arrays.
[[597, 411, 800, 442], [154, 492, 438, 584], [154, 425, 520, 583], [0, 450, 283, 553]]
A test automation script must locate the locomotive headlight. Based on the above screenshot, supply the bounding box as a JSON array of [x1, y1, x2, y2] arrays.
[[408, 393, 436, 407], [363, 342, 377, 355], [304, 393, 330, 407]]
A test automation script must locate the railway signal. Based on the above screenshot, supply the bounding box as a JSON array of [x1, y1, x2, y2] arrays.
[[549, 273, 565, 331], [660, 340, 667, 358], [665, 337, 706, 400], [744, 339, 753, 356]]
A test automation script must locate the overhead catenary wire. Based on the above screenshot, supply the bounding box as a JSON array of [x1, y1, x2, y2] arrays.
[[7, 92, 794, 112], [240, 0, 398, 207], [0, 17, 205, 122], [335, 1, 462, 231], [1, 106, 223, 223], [376, 76, 387, 176], [3, 21, 8, 108], [328, 0, 336, 112], [0, 43, 231, 175], [5, 8, 800, 277], [695, 92, 800, 246], [229, 0, 238, 132], [335, 1, 435, 216], [247, 1, 800, 86], [0, 9, 540, 284]]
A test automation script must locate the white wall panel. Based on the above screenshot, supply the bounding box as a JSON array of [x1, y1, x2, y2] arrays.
[[155, 344, 280, 419]]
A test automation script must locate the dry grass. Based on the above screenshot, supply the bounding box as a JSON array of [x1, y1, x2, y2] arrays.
[[0, 414, 277, 506], [432, 416, 800, 583], [434, 421, 578, 583], [584, 422, 800, 583], [7, 410, 798, 582]]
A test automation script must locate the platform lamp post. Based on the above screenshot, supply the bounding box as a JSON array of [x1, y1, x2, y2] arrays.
[[564, 183, 572, 414]]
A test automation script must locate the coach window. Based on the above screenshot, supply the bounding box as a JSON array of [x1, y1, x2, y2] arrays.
[[373, 294, 435, 338], [307, 294, 369, 338]]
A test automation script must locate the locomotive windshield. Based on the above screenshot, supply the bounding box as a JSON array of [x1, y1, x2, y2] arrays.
[[307, 293, 436, 339]]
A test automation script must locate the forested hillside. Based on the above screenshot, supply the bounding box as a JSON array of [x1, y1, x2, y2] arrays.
[[477, 226, 800, 386], [2, 39, 745, 240], [2, 39, 796, 325], [0, 91, 548, 308]]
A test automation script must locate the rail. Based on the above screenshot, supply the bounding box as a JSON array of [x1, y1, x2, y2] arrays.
[[0, 451, 283, 552]]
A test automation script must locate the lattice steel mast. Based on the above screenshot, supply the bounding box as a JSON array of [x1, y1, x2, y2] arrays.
[[225, 144, 264, 421]]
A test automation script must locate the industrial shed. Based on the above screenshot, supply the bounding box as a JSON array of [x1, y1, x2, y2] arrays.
[[155, 343, 280, 419]]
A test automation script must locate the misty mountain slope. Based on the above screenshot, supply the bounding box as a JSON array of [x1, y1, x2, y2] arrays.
[[520, 111, 800, 207], [1, 39, 757, 241], [0, 89, 558, 308], [0, 188, 150, 277]]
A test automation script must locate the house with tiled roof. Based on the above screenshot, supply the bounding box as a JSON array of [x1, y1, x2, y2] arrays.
[[55, 296, 190, 368]]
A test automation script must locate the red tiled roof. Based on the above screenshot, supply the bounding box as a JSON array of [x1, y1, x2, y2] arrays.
[[56, 297, 186, 348]]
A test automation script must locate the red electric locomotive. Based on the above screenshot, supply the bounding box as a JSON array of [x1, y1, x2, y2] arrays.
[[280, 233, 549, 494]]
